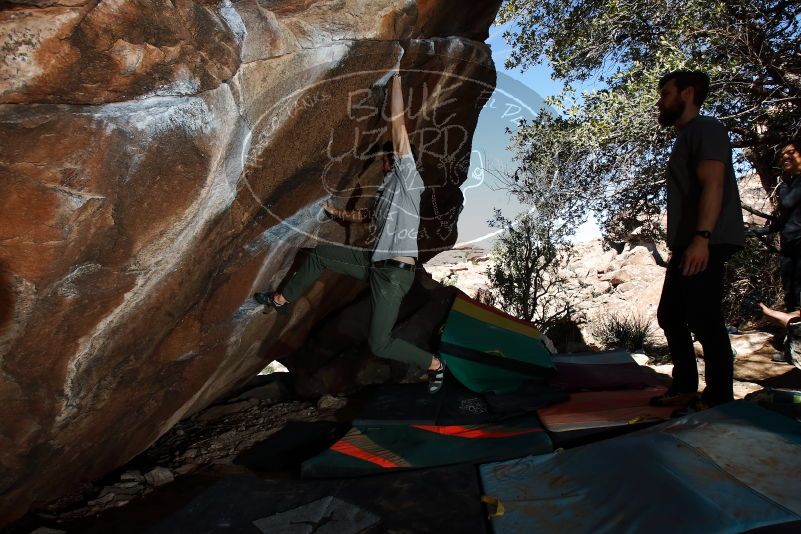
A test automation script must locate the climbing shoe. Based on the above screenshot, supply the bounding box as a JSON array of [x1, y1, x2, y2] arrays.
[[771, 352, 789, 363], [254, 292, 288, 315], [427, 357, 446, 395]]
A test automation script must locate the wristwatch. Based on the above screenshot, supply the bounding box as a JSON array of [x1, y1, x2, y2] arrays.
[[695, 230, 712, 239]]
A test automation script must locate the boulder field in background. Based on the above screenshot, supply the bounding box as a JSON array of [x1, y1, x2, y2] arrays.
[[0, 0, 501, 525]]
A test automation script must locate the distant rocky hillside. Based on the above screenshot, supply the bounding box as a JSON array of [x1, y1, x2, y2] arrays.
[[426, 241, 667, 348], [426, 245, 493, 296]]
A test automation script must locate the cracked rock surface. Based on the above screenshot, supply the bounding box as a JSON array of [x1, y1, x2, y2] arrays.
[[0, 0, 502, 525]]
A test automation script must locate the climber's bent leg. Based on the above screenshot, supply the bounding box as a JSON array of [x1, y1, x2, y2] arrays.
[[366, 264, 433, 368], [281, 244, 370, 302]]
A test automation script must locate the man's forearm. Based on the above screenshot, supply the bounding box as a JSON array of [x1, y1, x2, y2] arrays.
[[681, 164, 724, 275], [696, 181, 724, 233], [695, 160, 725, 234]]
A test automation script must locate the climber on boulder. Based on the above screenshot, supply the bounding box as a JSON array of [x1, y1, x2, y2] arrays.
[[254, 69, 446, 394]]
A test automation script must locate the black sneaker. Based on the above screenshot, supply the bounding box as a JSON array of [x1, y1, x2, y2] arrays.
[[649, 389, 697, 407], [772, 352, 789, 363], [427, 357, 446, 395], [254, 292, 289, 315]]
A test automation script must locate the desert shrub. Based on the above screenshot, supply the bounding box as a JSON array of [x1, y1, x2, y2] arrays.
[[439, 272, 459, 287], [486, 211, 579, 331], [592, 312, 655, 353], [474, 287, 496, 307]]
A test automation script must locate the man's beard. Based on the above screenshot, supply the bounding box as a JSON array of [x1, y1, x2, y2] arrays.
[[658, 99, 685, 127]]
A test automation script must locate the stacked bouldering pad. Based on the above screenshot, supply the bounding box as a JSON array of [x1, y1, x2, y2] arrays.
[[535, 350, 674, 444], [86, 405, 801, 534], [83, 295, 801, 534], [298, 292, 572, 478], [301, 296, 676, 477], [438, 294, 556, 394]]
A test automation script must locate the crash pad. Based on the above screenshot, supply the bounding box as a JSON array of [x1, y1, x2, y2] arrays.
[[302, 415, 552, 478], [537, 386, 675, 433], [550, 350, 662, 391], [352, 380, 567, 427], [480, 401, 801, 534], [352, 380, 495, 427], [439, 294, 556, 394], [536, 386, 678, 446]]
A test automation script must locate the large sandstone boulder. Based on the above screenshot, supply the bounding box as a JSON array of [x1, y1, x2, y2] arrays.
[[0, 0, 501, 525]]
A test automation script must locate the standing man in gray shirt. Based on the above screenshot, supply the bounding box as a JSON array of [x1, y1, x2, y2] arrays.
[[254, 70, 446, 394], [650, 70, 745, 413]]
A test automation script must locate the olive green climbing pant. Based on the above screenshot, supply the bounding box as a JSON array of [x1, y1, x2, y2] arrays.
[[281, 244, 432, 368]]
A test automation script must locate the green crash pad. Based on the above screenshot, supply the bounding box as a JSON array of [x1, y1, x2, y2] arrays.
[[439, 294, 556, 394]]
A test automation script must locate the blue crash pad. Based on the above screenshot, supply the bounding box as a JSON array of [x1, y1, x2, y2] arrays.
[[480, 401, 801, 534]]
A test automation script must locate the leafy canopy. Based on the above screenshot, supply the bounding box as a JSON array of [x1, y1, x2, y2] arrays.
[[497, 0, 801, 235]]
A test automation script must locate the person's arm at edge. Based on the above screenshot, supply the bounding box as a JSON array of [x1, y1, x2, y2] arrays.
[[751, 216, 783, 236], [389, 72, 412, 157], [681, 160, 725, 276], [751, 220, 781, 235]]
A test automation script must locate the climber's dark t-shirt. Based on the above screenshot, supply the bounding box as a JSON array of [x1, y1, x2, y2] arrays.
[[666, 115, 745, 250]]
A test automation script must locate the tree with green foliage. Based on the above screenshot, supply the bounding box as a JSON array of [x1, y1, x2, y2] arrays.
[[497, 0, 801, 235], [486, 206, 577, 330]]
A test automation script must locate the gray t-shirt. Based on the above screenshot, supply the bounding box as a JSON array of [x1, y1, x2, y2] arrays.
[[371, 153, 424, 262], [666, 115, 745, 250]]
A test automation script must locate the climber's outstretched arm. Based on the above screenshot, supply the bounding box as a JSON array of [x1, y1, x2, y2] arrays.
[[389, 72, 412, 157]]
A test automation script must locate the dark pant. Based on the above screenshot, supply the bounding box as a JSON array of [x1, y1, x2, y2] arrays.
[[281, 244, 432, 368], [657, 246, 735, 405], [780, 243, 801, 310]]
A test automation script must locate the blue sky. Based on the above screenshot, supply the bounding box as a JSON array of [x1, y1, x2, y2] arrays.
[[456, 21, 601, 248]]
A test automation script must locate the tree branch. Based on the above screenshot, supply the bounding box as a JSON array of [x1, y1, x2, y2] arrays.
[[741, 202, 775, 220]]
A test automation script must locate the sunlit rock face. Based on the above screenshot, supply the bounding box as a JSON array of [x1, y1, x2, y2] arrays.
[[0, 0, 500, 524]]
